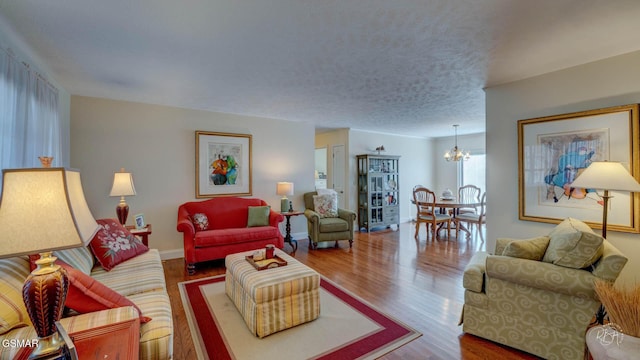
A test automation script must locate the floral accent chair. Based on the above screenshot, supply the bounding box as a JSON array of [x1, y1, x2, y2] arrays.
[[303, 191, 356, 249], [460, 217, 628, 360]]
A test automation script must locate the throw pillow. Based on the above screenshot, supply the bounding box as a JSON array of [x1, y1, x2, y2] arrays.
[[247, 206, 270, 227], [501, 236, 551, 261], [0, 282, 32, 335], [89, 219, 149, 271], [58, 261, 151, 323], [317, 188, 338, 196], [543, 217, 604, 269], [191, 213, 209, 231], [313, 193, 338, 218]]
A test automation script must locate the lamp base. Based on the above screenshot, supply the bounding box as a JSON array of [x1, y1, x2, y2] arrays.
[[116, 202, 129, 225], [28, 333, 70, 359], [281, 198, 289, 213], [23, 253, 69, 359]]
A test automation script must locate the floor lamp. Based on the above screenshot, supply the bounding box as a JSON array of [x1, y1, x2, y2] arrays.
[[0, 168, 99, 358], [570, 161, 640, 323]]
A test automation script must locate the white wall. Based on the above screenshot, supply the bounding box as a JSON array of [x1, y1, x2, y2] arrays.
[[348, 130, 433, 223], [486, 50, 640, 286], [71, 96, 315, 258]]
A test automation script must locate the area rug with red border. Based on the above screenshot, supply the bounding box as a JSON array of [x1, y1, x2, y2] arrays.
[[179, 274, 421, 360]]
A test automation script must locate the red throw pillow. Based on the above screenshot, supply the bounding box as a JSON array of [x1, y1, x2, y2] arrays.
[[27, 258, 150, 323], [59, 261, 151, 323], [89, 219, 149, 271]]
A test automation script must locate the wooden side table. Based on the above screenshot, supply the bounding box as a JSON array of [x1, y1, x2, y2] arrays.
[[281, 211, 304, 254], [72, 317, 140, 360], [127, 224, 152, 246], [15, 317, 140, 360]]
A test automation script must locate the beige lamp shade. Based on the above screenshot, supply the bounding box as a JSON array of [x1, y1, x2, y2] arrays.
[[276, 182, 294, 196], [0, 168, 100, 258], [571, 161, 640, 192], [110, 170, 137, 197]]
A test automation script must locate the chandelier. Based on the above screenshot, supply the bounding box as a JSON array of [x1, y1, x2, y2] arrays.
[[444, 124, 471, 162]]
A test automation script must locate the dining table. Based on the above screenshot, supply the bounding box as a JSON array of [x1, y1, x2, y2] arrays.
[[411, 197, 481, 238]]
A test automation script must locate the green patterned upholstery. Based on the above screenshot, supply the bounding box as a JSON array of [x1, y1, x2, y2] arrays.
[[500, 236, 550, 260], [543, 217, 604, 269], [461, 220, 627, 360], [303, 192, 356, 249]]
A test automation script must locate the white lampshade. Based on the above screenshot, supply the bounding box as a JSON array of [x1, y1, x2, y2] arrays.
[[571, 161, 640, 192], [110, 169, 136, 197], [276, 182, 294, 197], [0, 168, 100, 258]]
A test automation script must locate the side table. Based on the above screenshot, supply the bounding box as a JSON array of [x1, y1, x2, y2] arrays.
[[15, 317, 140, 360], [127, 224, 152, 246], [72, 317, 140, 359], [281, 211, 304, 254]]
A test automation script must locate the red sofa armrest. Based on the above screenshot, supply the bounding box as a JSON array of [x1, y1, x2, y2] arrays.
[[269, 209, 285, 227], [176, 206, 195, 238]]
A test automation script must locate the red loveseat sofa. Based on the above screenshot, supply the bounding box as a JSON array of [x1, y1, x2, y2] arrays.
[[177, 197, 284, 274]]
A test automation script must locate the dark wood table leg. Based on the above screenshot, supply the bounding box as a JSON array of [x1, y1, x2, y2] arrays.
[[283, 214, 298, 254]]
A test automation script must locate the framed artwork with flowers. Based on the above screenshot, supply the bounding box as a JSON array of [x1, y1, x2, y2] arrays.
[[195, 131, 252, 198]]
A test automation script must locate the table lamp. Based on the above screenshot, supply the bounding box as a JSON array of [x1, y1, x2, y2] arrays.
[[570, 161, 640, 239], [0, 168, 99, 358], [277, 182, 294, 212], [109, 168, 136, 225]]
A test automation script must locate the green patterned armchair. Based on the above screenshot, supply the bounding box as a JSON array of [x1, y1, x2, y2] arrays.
[[460, 218, 627, 360], [303, 191, 356, 249]]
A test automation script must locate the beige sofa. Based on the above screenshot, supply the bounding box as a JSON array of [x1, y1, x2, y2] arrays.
[[0, 247, 173, 360], [460, 218, 627, 360]]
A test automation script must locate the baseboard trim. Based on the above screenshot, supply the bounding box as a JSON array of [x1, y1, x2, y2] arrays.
[[159, 248, 184, 260]]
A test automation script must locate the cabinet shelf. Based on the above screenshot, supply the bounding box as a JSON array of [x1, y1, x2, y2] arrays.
[[357, 154, 400, 232]]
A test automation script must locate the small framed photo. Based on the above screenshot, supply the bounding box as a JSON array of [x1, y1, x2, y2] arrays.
[[134, 213, 146, 230]]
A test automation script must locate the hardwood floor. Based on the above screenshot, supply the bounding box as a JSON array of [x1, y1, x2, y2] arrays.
[[162, 223, 541, 359]]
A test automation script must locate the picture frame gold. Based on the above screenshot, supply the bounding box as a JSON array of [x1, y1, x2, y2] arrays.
[[196, 131, 252, 198], [518, 104, 640, 233]]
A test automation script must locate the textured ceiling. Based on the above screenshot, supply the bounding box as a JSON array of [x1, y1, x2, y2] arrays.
[[2, 0, 640, 137]]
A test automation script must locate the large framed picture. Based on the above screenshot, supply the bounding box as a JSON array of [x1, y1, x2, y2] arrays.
[[196, 131, 252, 198], [518, 104, 640, 233]]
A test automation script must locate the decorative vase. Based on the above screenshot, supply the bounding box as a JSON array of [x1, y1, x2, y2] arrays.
[[586, 325, 640, 360]]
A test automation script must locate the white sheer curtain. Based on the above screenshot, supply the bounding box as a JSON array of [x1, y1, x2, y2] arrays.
[[0, 47, 61, 179]]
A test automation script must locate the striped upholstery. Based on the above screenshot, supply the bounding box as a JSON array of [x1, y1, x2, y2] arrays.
[[91, 250, 166, 296], [0, 249, 172, 360], [54, 246, 94, 275], [0, 306, 138, 359], [127, 291, 173, 360], [0, 257, 32, 336], [225, 250, 320, 338]]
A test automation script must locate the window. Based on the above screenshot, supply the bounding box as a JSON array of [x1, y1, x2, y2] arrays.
[[462, 153, 486, 193], [0, 47, 60, 182]]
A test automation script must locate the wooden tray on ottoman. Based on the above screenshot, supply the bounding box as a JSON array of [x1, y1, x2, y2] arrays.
[[245, 255, 288, 270]]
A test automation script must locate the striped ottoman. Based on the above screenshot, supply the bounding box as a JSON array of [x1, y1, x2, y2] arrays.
[[225, 249, 321, 338]]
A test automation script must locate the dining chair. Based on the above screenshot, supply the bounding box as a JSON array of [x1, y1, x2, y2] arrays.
[[413, 186, 452, 240], [454, 192, 486, 240], [457, 184, 482, 215]]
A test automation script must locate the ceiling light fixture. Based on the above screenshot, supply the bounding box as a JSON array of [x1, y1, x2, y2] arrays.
[[444, 124, 470, 162]]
